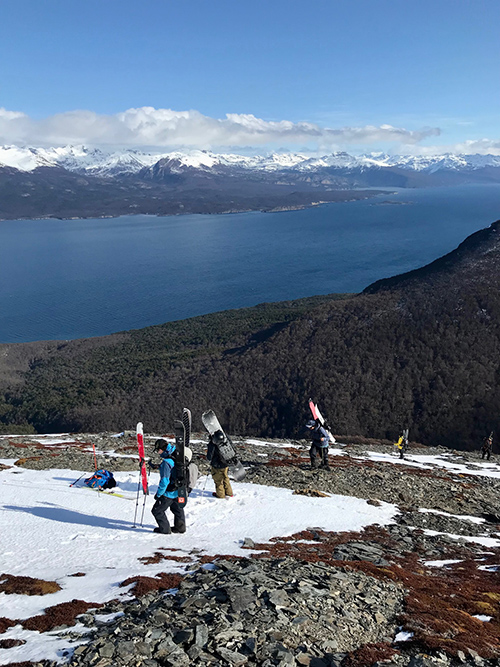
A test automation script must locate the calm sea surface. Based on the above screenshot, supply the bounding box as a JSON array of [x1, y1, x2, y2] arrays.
[[1, 184, 500, 343]]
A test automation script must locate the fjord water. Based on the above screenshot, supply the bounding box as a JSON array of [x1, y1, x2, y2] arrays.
[[1, 184, 500, 343]]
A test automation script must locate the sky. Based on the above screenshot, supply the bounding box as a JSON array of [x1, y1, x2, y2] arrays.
[[0, 0, 498, 155]]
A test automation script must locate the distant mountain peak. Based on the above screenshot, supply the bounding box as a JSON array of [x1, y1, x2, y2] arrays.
[[1, 144, 500, 176]]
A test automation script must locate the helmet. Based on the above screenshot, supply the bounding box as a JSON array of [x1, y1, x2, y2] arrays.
[[154, 439, 176, 457], [154, 438, 168, 452], [306, 420, 316, 429], [212, 430, 225, 445]]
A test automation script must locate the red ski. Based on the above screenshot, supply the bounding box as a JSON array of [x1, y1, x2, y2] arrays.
[[308, 399, 336, 444], [136, 422, 148, 495]]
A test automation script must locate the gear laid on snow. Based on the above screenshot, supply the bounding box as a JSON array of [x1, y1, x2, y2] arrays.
[[84, 469, 116, 490]]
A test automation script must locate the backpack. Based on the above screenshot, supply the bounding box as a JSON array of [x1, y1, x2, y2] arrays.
[[187, 462, 200, 494], [213, 437, 237, 466], [84, 469, 116, 490]]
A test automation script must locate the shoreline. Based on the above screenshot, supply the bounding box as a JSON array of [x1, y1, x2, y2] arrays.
[[0, 189, 390, 223]]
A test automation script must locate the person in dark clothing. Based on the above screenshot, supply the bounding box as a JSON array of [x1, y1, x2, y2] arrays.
[[151, 439, 186, 534], [305, 419, 331, 470], [207, 430, 234, 498], [481, 433, 493, 460]]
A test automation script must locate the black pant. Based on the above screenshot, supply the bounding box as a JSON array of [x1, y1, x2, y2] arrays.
[[151, 496, 186, 533], [482, 449, 491, 460], [310, 444, 329, 468]]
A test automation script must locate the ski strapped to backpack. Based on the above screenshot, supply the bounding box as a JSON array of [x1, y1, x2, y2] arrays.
[[134, 422, 149, 528], [308, 398, 336, 445], [172, 408, 191, 506]]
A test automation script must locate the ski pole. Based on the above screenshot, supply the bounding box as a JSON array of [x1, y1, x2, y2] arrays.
[[69, 472, 86, 487], [139, 462, 150, 527], [140, 493, 147, 527], [133, 477, 142, 528], [92, 443, 98, 471]]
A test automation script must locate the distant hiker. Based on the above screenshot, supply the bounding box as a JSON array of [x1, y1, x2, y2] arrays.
[[305, 419, 331, 470], [481, 432, 493, 460], [207, 429, 234, 498], [394, 428, 409, 459], [151, 439, 186, 534]]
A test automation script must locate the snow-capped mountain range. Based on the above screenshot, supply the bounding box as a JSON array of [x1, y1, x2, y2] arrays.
[[1, 144, 500, 176]]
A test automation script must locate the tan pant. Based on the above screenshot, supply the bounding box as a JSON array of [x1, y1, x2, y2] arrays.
[[211, 467, 233, 498]]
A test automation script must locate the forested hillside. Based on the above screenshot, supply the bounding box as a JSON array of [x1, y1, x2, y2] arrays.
[[2, 220, 500, 449]]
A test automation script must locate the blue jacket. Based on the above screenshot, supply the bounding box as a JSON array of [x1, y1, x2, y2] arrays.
[[310, 425, 330, 448], [156, 452, 178, 499]]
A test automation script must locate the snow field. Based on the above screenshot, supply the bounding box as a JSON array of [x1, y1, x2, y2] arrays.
[[0, 462, 398, 664]]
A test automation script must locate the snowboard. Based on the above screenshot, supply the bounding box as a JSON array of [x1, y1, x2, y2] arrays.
[[308, 399, 336, 444], [201, 409, 246, 481]]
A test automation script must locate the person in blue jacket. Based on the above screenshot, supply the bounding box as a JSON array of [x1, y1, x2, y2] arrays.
[[151, 439, 186, 534], [305, 419, 331, 470]]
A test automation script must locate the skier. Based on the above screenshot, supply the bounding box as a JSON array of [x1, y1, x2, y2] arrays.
[[151, 439, 186, 534], [207, 430, 234, 499], [305, 419, 331, 470], [481, 432, 493, 460]]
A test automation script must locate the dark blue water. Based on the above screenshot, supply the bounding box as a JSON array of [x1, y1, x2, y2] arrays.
[[1, 184, 499, 343]]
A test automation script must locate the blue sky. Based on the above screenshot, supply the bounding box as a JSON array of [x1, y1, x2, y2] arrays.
[[1, 0, 498, 154]]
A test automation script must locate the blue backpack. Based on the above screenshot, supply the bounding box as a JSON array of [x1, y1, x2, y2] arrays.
[[84, 469, 116, 490]]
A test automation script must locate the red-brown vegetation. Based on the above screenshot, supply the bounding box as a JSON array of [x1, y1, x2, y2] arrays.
[[22, 599, 103, 633], [138, 551, 193, 565], [0, 574, 61, 596], [0, 617, 16, 634], [120, 573, 184, 596], [342, 642, 399, 667], [0, 638, 26, 648], [245, 527, 500, 658]]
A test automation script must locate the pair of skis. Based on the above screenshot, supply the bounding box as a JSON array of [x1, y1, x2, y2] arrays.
[[174, 408, 191, 506], [134, 409, 192, 527], [308, 398, 336, 444]]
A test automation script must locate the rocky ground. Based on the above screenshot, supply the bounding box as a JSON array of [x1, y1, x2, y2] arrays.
[[2, 432, 500, 666]]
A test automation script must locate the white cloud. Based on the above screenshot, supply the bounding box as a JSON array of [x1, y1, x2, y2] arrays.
[[398, 138, 500, 157], [0, 105, 441, 151]]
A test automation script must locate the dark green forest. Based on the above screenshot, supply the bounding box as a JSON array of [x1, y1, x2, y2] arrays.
[[2, 220, 500, 450]]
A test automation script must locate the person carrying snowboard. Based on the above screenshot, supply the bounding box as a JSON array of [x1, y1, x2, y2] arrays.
[[305, 419, 331, 470], [151, 439, 186, 534], [481, 432, 493, 460], [207, 430, 234, 498]]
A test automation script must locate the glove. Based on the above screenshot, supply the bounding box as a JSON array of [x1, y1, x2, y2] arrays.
[[154, 493, 163, 500]]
